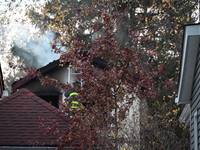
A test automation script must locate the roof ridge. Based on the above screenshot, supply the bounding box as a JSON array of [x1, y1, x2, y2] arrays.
[[0, 88, 72, 146], [1, 88, 71, 123], [21, 88, 72, 123]]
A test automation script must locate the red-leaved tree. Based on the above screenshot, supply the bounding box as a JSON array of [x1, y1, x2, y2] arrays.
[[30, 10, 173, 150]]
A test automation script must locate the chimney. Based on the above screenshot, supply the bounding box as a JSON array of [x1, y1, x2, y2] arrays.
[[1, 90, 8, 99]]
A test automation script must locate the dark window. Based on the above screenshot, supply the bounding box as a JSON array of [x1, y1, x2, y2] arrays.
[[35, 92, 60, 108]]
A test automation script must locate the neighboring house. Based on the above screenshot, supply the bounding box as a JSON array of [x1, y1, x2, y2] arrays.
[[0, 88, 72, 150], [175, 24, 200, 150]]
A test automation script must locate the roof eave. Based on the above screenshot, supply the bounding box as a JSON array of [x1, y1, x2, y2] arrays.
[[12, 60, 67, 92], [175, 97, 191, 104], [176, 24, 200, 104]]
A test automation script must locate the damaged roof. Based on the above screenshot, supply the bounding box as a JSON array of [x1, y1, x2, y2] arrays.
[[0, 88, 71, 146]]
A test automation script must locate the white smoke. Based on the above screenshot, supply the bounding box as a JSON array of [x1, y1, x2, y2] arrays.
[[0, 0, 62, 68], [0, 0, 64, 91], [11, 23, 61, 68]]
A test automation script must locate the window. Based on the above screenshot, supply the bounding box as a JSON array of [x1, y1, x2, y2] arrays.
[[36, 92, 60, 108], [68, 65, 82, 86]]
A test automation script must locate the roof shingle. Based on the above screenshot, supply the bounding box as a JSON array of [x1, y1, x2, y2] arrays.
[[0, 88, 71, 146]]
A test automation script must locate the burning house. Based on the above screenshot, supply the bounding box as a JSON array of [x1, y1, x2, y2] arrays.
[[0, 54, 141, 149]]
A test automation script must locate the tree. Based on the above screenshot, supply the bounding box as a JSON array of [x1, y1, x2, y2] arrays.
[[33, 10, 162, 149], [134, 1, 195, 149], [26, 0, 196, 149]]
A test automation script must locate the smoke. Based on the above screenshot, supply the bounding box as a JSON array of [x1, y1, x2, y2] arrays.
[[0, 0, 64, 69], [0, 0, 65, 91], [11, 24, 62, 68]]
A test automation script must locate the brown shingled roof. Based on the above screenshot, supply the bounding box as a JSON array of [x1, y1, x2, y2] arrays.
[[0, 88, 71, 146]]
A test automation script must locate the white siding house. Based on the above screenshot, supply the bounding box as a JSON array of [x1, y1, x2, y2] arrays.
[[176, 24, 200, 150]]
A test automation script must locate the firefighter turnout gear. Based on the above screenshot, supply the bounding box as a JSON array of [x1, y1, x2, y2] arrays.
[[68, 92, 80, 108], [65, 91, 82, 118]]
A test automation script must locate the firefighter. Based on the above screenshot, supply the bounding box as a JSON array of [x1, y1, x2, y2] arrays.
[[64, 90, 82, 118]]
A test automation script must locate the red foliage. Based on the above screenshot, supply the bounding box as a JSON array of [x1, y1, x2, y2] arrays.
[[36, 9, 174, 150], [52, 44, 56, 49]]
